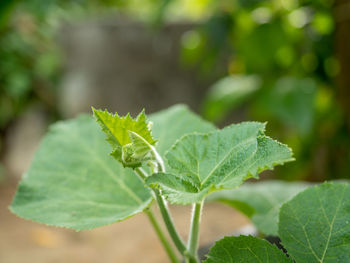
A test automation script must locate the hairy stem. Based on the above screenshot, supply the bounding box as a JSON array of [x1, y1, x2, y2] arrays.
[[135, 167, 188, 257], [154, 188, 188, 255], [187, 201, 204, 262], [150, 145, 165, 172], [135, 167, 148, 180], [145, 208, 179, 263]]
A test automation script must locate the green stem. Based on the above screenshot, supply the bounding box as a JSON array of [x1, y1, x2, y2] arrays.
[[154, 188, 188, 255], [150, 144, 165, 173], [135, 167, 147, 180], [135, 168, 188, 256], [187, 201, 204, 262], [145, 209, 179, 263]]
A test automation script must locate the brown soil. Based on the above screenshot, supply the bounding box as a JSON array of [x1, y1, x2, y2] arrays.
[[0, 179, 249, 263]]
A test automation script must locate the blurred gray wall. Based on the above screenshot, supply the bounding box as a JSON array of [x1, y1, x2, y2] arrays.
[[58, 17, 222, 117]]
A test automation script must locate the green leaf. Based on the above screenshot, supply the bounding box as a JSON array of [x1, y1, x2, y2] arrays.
[[208, 180, 309, 236], [204, 236, 292, 263], [255, 77, 317, 135], [147, 122, 294, 204], [92, 108, 157, 168], [10, 115, 152, 231], [149, 104, 216, 156], [202, 74, 261, 123], [279, 182, 350, 263]]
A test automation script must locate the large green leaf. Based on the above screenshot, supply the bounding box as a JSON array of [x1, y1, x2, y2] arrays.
[[204, 236, 292, 263], [149, 104, 216, 156], [279, 182, 350, 263], [147, 122, 294, 204], [208, 180, 309, 236], [10, 115, 152, 231]]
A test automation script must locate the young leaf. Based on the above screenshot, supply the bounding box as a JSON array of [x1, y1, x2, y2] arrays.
[[92, 108, 157, 168], [10, 115, 152, 231], [149, 104, 216, 156], [204, 236, 292, 263], [208, 180, 309, 236], [147, 122, 294, 204], [279, 182, 350, 263]]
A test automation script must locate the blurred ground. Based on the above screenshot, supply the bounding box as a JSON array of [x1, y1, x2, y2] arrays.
[[0, 178, 249, 263]]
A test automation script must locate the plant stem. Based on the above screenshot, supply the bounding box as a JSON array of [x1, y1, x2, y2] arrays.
[[135, 167, 148, 180], [150, 145, 165, 172], [187, 201, 204, 262], [135, 167, 188, 256], [154, 188, 188, 255], [145, 208, 179, 263]]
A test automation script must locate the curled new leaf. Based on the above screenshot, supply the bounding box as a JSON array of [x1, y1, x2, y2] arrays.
[[92, 108, 157, 168]]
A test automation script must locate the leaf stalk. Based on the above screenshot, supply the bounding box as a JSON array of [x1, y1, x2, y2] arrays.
[[145, 208, 179, 263], [154, 188, 188, 255], [187, 201, 204, 263], [135, 167, 188, 258]]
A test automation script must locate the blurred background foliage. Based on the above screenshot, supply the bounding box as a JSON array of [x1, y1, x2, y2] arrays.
[[0, 0, 349, 181]]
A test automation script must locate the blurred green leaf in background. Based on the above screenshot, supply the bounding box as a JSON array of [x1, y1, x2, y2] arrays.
[[202, 75, 261, 123]]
